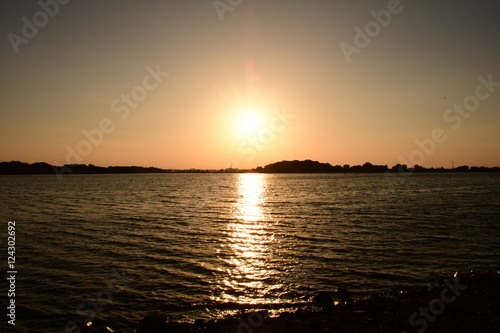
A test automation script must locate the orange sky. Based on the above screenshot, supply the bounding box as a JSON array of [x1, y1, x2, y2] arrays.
[[1, 1, 499, 169]]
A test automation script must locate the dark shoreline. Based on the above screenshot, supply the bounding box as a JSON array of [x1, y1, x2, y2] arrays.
[[75, 270, 499, 333], [1, 160, 499, 175]]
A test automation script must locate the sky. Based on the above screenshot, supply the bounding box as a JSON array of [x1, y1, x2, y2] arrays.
[[1, 0, 499, 170]]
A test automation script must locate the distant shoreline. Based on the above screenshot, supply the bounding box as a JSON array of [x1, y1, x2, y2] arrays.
[[0, 160, 499, 175]]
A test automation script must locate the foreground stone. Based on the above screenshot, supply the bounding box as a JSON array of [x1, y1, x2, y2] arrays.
[[82, 271, 500, 332]]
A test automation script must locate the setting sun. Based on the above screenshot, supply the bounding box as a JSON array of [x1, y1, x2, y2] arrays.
[[240, 113, 261, 135]]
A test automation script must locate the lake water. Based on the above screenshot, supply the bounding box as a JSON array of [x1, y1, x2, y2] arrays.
[[1, 173, 499, 332]]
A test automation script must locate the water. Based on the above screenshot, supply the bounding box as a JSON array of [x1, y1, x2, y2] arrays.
[[1, 173, 499, 332]]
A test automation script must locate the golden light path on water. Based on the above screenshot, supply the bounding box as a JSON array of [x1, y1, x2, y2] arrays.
[[216, 173, 283, 305]]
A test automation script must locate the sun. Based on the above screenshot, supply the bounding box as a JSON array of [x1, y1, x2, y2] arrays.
[[240, 114, 261, 134], [227, 103, 266, 137]]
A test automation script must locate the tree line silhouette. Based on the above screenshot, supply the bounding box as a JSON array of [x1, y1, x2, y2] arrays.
[[0, 160, 498, 175], [255, 160, 499, 173]]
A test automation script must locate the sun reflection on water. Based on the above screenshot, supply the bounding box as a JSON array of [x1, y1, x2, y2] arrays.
[[214, 173, 282, 305], [235, 173, 265, 222]]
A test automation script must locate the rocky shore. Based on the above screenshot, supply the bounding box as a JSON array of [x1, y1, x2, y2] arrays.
[[77, 270, 499, 333]]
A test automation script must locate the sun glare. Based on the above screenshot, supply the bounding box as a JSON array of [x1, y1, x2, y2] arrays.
[[240, 114, 261, 134]]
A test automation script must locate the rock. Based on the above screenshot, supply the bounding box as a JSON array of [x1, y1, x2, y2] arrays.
[[337, 288, 350, 302], [138, 313, 169, 332], [313, 291, 335, 308], [238, 310, 268, 328], [164, 322, 192, 333], [194, 318, 205, 328], [314, 288, 350, 308]]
